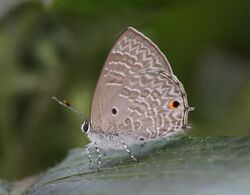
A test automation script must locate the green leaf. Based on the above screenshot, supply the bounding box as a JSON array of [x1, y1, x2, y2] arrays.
[[24, 136, 250, 195]]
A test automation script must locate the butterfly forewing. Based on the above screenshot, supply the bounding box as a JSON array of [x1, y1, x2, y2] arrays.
[[91, 27, 189, 140]]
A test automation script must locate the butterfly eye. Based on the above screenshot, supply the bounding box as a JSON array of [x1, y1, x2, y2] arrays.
[[81, 121, 90, 133], [168, 100, 180, 109]]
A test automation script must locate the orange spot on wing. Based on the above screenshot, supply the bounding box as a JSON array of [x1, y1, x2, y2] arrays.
[[168, 100, 175, 109]]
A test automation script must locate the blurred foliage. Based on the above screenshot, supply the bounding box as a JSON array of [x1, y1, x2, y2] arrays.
[[0, 0, 249, 180]]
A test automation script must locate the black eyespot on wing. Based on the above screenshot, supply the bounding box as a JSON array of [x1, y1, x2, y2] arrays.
[[139, 137, 145, 141], [173, 101, 180, 108], [112, 108, 117, 115]]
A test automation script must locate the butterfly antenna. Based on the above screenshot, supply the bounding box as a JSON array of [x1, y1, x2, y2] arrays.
[[52, 96, 86, 119]]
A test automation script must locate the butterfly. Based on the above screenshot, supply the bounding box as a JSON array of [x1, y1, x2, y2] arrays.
[[53, 27, 194, 169]]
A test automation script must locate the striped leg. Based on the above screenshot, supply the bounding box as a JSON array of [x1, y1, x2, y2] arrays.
[[94, 142, 102, 169], [85, 145, 93, 169], [120, 140, 137, 162]]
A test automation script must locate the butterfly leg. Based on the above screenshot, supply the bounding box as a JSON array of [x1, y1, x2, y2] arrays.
[[85, 145, 94, 169], [120, 140, 138, 162], [94, 142, 102, 170]]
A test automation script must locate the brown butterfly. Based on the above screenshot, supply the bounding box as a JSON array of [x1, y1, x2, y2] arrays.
[[53, 27, 194, 169]]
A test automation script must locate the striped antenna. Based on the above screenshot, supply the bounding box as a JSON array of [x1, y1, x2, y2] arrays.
[[52, 96, 86, 119]]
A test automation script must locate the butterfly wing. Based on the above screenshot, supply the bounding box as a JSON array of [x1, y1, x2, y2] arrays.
[[90, 27, 190, 140], [115, 68, 190, 140]]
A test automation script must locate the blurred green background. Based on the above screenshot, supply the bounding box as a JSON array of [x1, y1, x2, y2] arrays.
[[0, 0, 249, 180]]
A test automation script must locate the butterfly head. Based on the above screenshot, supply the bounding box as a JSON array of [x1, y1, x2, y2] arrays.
[[81, 120, 91, 134]]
